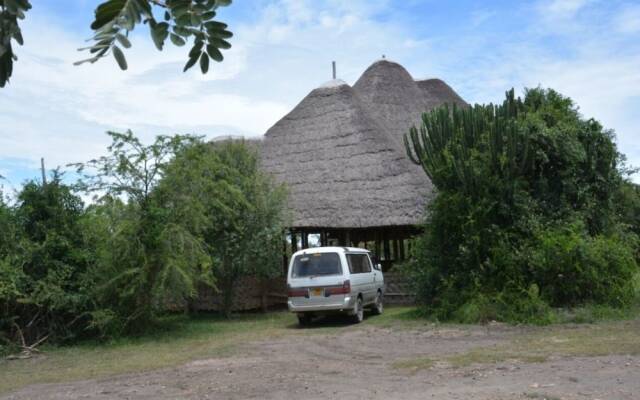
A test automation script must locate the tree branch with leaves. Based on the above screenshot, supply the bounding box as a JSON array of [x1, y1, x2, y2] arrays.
[[0, 0, 233, 88]]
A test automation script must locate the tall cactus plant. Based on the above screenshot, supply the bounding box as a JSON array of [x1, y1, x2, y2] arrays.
[[404, 89, 530, 197]]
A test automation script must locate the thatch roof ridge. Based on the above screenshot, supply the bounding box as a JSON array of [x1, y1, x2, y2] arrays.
[[416, 78, 468, 108], [353, 60, 432, 146]]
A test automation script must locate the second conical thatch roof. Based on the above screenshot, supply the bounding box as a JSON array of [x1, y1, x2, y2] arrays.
[[354, 60, 468, 149], [260, 59, 466, 229]]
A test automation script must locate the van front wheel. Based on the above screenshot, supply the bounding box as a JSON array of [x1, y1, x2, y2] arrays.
[[351, 297, 364, 323]]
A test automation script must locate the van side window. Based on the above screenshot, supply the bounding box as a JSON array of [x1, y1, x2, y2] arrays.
[[346, 254, 372, 274]]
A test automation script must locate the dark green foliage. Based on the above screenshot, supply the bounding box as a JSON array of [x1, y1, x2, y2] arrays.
[[72, 131, 213, 333], [0, 173, 95, 347], [1, 131, 288, 347], [615, 181, 640, 236], [0, 0, 31, 87], [405, 88, 639, 323], [528, 223, 637, 307], [160, 140, 287, 317]]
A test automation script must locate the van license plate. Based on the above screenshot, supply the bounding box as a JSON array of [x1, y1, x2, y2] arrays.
[[310, 288, 323, 296]]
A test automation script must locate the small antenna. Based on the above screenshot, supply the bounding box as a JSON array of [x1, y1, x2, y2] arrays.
[[332, 61, 336, 80]]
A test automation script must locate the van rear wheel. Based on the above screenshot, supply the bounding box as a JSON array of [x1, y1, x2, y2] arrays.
[[372, 291, 383, 315], [351, 297, 364, 323], [297, 313, 313, 326]]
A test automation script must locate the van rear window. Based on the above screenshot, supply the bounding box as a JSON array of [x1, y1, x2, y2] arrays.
[[291, 252, 342, 278]]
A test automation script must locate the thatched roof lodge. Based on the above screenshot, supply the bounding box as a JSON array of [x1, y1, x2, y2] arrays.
[[259, 59, 466, 269]]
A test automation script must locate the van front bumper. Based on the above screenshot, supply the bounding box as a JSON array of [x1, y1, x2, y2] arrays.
[[288, 295, 356, 313]]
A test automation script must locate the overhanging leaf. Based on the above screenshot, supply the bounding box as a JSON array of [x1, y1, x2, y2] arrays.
[[112, 45, 128, 70], [206, 45, 223, 62], [199, 52, 209, 73], [169, 33, 186, 47], [183, 52, 199, 72], [115, 33, 131, 48]]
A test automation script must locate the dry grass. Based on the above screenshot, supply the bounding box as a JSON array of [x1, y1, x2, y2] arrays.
[[393, 318, 640, 371]]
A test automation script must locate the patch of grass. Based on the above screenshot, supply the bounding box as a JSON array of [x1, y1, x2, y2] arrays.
[[524, 393, 562, 400], [391, 357, 434, 371], [555, 303, 640, 324], [394, 318, 640, 371], [365, 306, 431, 328], [446, 348, 548, 368]]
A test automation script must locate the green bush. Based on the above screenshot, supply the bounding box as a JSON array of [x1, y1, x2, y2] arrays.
[[405, 88, 640, 323], [528, 223, 638, 307], [0, 175, 95, 344], [451, 286, 556, 325]]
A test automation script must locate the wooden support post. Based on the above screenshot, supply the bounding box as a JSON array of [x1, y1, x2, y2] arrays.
[[375, 230, 381, 259], [301, 231, 308, 249], [393, 239, 400, 261], [291, 231, 298, 252], [344, 230, 351, 247], [399, 238, 405, 260], [383, 235, 390, 261]]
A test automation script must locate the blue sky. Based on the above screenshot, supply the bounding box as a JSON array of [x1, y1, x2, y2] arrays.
[[1, 0, 639, 194]]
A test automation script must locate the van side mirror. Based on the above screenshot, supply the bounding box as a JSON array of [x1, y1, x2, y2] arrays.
[[374, 263, 382, 271]]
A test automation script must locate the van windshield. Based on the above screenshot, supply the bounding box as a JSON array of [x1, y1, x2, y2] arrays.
[[291, 252, 342, 278]]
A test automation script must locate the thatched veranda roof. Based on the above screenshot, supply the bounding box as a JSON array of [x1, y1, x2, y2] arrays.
[[260, 60, 466, 229]]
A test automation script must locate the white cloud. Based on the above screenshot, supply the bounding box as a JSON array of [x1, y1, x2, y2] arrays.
[[540, 0, 591, 18], [615, 4, 640, 34], [470, 9, 496, 27]]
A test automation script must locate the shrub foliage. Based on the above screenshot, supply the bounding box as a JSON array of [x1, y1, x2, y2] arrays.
[[0, 132, 286, 349], [404, 88, 639, 322]]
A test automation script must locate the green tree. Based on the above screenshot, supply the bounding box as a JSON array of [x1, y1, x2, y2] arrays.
[[160, 140, 287, 317], [72, 131, 212, 332], [1, 0, 233, 87], [0, 173, 94, 347], [404, 88, 639, 322], [615, 181, 640, 236]]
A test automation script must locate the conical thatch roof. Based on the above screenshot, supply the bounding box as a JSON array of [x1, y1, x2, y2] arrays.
[[353, 60, 467, 149], [416, 78, 468, 109], [260, 59, 466, 229]]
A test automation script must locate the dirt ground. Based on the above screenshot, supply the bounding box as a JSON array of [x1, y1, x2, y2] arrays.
[[2, 316, 639, 400]]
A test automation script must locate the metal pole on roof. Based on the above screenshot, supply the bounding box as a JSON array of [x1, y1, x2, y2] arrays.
[[40, 158, 47, 186], [332, 61, 336, 80]]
